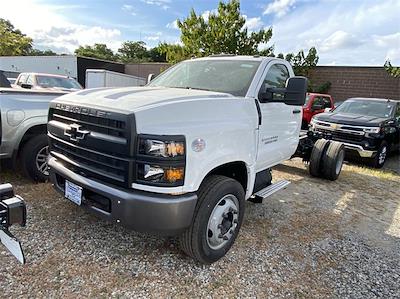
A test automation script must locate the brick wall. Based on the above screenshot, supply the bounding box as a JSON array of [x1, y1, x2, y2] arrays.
[[125, 63, 171, 81], [309, 66, 399, 101]]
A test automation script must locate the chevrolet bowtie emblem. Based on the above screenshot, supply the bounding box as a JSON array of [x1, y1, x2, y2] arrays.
[[64, 123, 89, 142], [331, 123, 339, 129]]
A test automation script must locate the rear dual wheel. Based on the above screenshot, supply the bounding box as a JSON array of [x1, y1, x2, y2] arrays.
[[309, 139, 345, 181]]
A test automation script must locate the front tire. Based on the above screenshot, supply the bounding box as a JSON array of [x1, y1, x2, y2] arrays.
[[370, 142, 388, 168], [21, 134, 49, 182], [179, 175, 245, 264]]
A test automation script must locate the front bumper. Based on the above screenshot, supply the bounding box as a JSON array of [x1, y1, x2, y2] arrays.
[[341, 143, 376, 158], [48, 157, 197, 236]]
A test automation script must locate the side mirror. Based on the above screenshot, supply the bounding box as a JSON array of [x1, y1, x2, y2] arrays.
[[324, 107, 332, 113], [20, 83, 32, 89], [258, 76, 307, 106], [147, 73, 155, 84], [284, 76, 308, 105]]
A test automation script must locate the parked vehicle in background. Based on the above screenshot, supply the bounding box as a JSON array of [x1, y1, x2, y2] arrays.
[[302, 93, 334, 129], [15, 73, 82, 92], [310, 97, 400, 168], [0, 71, 11, 88], [7, 78, 16, 85], [0, 88, 67, 181], [85, 69, 146, 88], [47, 55, 345, 264]]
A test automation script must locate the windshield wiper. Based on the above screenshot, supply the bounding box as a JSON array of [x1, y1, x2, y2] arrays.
[[169, 86, 212, 92]]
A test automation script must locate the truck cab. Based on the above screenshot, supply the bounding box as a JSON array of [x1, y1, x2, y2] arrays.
[[302, 93, 334, 129], [47, 56, 334, 263]]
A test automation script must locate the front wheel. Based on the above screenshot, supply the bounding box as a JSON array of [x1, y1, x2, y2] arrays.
[[369, 142, 388, 168], [21, 134, 49, 182], [179, 175, 245, 264]]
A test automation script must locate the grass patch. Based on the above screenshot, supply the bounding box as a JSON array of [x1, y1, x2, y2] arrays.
[[343, 164, 399, 181]]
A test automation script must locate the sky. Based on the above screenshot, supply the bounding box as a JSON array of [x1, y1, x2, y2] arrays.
[[1, 0, 399, 66]]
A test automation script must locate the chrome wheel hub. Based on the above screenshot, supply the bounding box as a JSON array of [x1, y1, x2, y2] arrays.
[[206, 194, 239, 250], [36, 146, 49, 176], [378, 146, 387, 165]]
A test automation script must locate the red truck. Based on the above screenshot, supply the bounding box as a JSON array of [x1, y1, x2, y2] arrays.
[[302, 93, 334, 129]]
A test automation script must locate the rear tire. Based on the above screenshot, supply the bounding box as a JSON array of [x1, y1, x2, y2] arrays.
[[309, 139, 330, 177], [179, 175, 245, 264], [21, 134, 49, 182], [322, 141, 345, 181]]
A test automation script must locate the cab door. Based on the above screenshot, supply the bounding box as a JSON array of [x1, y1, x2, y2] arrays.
[[255, 62, 302, 172]]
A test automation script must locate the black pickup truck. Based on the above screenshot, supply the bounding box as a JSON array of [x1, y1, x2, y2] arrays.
[[310, 97, 400, 168]]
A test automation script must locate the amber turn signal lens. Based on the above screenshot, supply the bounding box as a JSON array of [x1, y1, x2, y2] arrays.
[[165, 168, 184, 183], [166, 142, 185, 157]]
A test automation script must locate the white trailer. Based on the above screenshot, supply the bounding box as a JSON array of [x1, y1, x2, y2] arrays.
[[0, 56, 78, 78], [85, 69, 146, 88]]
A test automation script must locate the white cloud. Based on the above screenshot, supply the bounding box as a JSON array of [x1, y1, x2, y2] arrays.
[[263, 0, 296, 17], [201, 9, 218, 22], [166, 20, 179, 30], [145, 32, 162, 41], [122, 4, 136, 16], [243, 16, 264, 31], [140, 0, 170, 10], [268, 0, 400, 65], [0, 0, 123, 53], [319, 31, 363, 52]]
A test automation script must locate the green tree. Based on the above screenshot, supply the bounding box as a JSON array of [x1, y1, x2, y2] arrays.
[[117, 41, 150, 63], [158, 43, 189, 63], [29, 48, 57, 56], [168, 0, 272, 61], [384, 60, 400, 78], [148, 45, 167, 62], [74, 43, 116, 61], [0, 18, 33, 56], [284, 47, 319, 77]]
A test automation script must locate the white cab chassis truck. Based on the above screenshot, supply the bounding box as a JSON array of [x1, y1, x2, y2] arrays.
[[47, 56, 345, 263]]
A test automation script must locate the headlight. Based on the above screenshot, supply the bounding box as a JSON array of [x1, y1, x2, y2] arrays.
[[363, 127, 381, 134], [310, 118, 316, 126], [137, 164, 185, 185], [139, 138, 185, 158], [136, 135, 186, 186]]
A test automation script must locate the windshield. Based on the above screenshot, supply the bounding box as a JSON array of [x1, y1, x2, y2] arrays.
[[36, 76, 82, 90], [148, 59, 261, 96], [333, 99, 395, 118]]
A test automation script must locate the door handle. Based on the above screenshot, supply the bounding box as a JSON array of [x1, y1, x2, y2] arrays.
[[292, 109, 301, 114]]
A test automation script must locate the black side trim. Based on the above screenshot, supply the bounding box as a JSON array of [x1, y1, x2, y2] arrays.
[[254, 99, 262, 125]]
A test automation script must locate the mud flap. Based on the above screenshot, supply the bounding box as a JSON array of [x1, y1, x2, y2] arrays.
[[0, 229, 25, 264], [0, 183, 27, 264]]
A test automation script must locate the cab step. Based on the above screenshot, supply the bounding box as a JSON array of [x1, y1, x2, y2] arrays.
[[249, 180, 290, 203]]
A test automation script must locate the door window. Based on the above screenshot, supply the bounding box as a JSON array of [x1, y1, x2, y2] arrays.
[[26, 75, 34, 85], [262, 64, 290, 101], [17, 74, 27, 85], [395, 104, 400, 121], [312, 97, 324, 109], [322, 97, 332, 108]]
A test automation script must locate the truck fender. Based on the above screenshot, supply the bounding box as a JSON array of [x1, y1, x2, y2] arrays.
[[189, 159, 256, 200]]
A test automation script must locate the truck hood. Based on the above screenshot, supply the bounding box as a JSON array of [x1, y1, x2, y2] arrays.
[[314, 112, 388, 126], [53, 86, 233, 113]]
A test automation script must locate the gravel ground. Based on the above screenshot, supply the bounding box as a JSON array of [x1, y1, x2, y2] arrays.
[[1, 158, 399, 298]]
